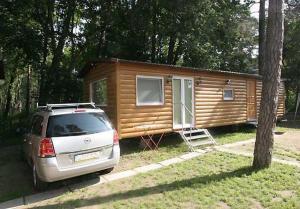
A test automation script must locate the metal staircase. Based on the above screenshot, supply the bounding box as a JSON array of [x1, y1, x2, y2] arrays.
[[179, 128, 216, 151], [177, 103, 216, 151]]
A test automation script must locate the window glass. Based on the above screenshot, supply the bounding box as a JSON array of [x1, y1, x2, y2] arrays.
[[46, 113, 112, 137], [91, 79, 107, 105], [136, 76, 163, 105], [224, 89, 234, 100], [32, 116, 43, 136]]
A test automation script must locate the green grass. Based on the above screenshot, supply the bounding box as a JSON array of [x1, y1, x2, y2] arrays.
[[29, 152, 300, 209], [212, 125, 256, 145], [116, 125, 258, 173], [276, 120, 300, 132], [0, 123, 297, 204], [274, 148, 300, 161]]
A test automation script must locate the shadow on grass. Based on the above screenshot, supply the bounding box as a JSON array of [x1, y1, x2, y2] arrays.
[[119, 133, 183, 156], [277, 120, 300, 130], [31, 166, 258, 209]]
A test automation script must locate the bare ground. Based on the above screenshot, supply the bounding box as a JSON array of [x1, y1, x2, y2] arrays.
[[224, 131, 300, 162]]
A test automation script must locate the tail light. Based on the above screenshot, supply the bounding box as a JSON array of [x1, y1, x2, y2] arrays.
[[113, 129, 119, 145], [39, 138, 56, 158]]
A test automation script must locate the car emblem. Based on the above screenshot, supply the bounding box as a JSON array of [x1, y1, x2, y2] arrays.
[[83, 138, 91, 144]]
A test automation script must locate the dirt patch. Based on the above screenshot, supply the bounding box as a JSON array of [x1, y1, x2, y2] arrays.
[[274, 131, 300, 153], [179, 201, 200, 209], [271, 197, 282, 202], [222, 131, 300, 162], [215, 201, 231, 209], [0, 146, 34, 202], [277, 190, 295, 198], [249, 198, 264, 209]]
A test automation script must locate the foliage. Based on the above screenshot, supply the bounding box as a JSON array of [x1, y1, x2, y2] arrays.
[[0, 0, 257, 116], [283, 1, 300, 111]]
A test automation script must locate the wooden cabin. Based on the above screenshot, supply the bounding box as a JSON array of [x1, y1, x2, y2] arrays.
[[80, 58, 285, 139]]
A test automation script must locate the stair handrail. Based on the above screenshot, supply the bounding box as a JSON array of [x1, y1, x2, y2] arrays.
[[180, 102, 194, 141]]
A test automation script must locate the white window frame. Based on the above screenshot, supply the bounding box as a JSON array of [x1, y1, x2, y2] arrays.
[[136, 75, 164, 106], [223, 88, 234, 101], [89, 78, 108, 106]]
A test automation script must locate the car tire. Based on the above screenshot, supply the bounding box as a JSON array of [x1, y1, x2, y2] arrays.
[[32, 164, 48, 191]]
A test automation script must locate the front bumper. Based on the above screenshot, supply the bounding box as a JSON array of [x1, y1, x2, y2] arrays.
[[36, 145, 120, 182]]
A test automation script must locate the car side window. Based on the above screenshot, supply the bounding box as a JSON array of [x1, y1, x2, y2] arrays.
[[31, 116, 43, 136]]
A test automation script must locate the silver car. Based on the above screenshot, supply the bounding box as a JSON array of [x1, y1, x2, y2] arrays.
[[22, 103, 120, 190]]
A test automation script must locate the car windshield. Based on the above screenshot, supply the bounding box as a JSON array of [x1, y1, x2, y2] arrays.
[[46, 112, 112, 137]]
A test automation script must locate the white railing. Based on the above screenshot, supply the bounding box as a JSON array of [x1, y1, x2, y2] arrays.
[[179, 102, 194, 150]]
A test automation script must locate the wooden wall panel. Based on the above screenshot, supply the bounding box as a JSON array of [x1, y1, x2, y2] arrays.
[[118, 65, 173, 138], [256, 80, 285, 118], [83, 61, 286, 139], [83, 63, 119, 131], [195, 76, 247, 128], [117, 63, 250, 138]]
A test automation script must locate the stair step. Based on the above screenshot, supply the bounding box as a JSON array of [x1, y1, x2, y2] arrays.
[[189, 139, 214, 147], [178, 128, 216, 151], [182, 129, 206, 135], [185, 134, 209, 141]]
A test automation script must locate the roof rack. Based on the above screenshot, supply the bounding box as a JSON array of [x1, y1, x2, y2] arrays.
[[37, 103, 96, 111]]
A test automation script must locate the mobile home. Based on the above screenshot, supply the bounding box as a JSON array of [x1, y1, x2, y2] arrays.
[[80, 58, 285, 139]]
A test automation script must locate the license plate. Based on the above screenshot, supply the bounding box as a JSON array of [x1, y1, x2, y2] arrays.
[[75, 151, 101, 162]]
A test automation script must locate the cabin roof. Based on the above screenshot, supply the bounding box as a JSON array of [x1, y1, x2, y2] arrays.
[[79, 58, 262, 79]]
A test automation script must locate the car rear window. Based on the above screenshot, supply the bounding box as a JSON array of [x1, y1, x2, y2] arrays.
[[46, 112, 112, 137]]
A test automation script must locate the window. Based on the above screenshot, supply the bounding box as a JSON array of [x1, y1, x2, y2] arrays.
[[46, 113, 112, 137], [31, 115, 44, 136], [136, 76, 164, 105], [90, 79, 107, 106], [223, 89, 234, 100]]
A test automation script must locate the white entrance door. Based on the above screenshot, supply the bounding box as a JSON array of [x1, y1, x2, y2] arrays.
[[173, 77, 194, 129]]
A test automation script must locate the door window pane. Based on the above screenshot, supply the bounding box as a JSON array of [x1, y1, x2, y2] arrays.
[[184, 79, 193, 124], [173, 79, 182, 125], [136, 76, 164, 105]]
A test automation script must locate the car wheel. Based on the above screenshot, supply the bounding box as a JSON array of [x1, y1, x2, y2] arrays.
[[32, 164, 48, 191]]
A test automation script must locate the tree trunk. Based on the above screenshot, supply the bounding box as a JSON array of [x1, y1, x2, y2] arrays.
[[4, 75, 14, 118], [25, 66, 31, 115], [253, 0, 284, 169], [258, 0, 266, 75], [167, 35, 176, 64], [151, 0, 158, 63]]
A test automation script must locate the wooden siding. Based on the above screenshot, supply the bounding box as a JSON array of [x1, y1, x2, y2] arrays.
[[83, 63, 119, 131], [256, 80, 285, 118], [83, 61, 286, 139], [118, 63, 251, 138], [195, 76, 247, 128]]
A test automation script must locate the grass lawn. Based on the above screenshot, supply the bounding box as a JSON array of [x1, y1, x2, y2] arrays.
[[115, 125, 258, 173], [27, 152, 300, 209], [0, 122, 298, 204]]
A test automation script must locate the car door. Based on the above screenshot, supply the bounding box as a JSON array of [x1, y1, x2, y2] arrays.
[[24, 115, 43, 163]]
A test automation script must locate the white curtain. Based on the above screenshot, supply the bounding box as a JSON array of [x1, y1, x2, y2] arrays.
[[137, 77, 163, 104]]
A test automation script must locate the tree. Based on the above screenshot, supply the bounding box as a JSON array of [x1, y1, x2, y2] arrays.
[[282, 1, 300, 111], [253, 0, 284, 168], [258, 0, 266, 75]]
